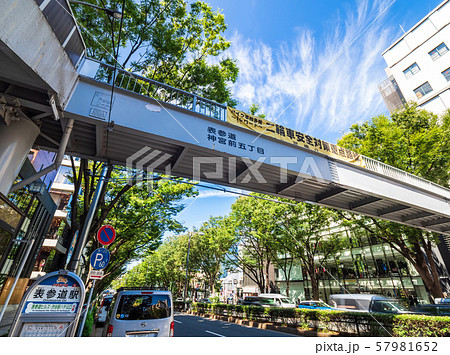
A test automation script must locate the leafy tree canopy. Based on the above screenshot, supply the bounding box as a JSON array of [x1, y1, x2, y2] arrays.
[[339, 103, 450, 187], [337, 104, 450, 299], [71, 0, 239, 105]]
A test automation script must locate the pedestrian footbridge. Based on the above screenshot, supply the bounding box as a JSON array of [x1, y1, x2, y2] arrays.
[[1, 0, 450, 236]]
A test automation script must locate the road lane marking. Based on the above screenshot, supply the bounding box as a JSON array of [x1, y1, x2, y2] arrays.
[[205, 330, 226, 337], [174, 320, 182, 324]]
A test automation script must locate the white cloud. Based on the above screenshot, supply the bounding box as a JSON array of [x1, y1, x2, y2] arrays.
[[225, 0, 396, 143]]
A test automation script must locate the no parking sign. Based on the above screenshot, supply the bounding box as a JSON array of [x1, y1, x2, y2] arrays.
[[97, 225, 116, 246]]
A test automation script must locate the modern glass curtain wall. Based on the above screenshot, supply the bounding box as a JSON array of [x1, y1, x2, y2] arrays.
[[278, 228, 428, 304]]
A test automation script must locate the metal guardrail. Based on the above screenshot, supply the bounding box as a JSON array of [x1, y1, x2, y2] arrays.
[[79, 58, 227, 121], [362, 156, 450, 198]]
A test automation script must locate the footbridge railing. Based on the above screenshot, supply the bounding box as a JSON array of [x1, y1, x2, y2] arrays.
[[79, 58, 227, 121]]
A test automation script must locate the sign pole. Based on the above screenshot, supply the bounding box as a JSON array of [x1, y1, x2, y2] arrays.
[[77, 279, 96, 337]]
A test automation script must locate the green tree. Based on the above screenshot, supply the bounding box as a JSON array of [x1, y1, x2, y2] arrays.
[[86, 176, 196, 292], [249, 103, 266, 118], [71, 0, 238, 105], [269, 199, 340, 300], [224, 195, 280, 294], [112, 234, 189, 297], [189, 217, 236, 295], [337, 104, 450, 299]]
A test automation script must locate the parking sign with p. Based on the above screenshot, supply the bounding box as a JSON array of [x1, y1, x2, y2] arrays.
[[90, 248, 110, 270]]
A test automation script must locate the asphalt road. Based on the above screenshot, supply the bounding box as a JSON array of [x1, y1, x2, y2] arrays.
[[173, 312, 298, 337]]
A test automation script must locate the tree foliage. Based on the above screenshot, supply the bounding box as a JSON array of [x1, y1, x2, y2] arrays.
[[89, 176, 196, 291], [190, 217, 236, 293], [224, 195, 279, 294], [71, 0, 239, 105], [112, 234, 188, 296], [269, 200, 342, 299], [337, 104, 450, 299]]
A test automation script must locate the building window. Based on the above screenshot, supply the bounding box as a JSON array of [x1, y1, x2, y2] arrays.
[[53, 165, 73, 185], [443, 68, 450, 82], [413, 82, 433, 99], [428, 43, 448, 61], [403, 63, 420, 79]]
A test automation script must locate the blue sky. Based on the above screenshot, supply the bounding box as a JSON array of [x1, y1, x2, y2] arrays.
[[169, 0, 444, 233]]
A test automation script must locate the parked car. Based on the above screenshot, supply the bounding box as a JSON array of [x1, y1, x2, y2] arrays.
[[241, 296, 263, 306], [103, 287, 174, 337], [96, 295, 114, 325], [198, 298, 211, 303], [434, 298, 450, 305], [329, 294, 413, 314], [298, 300, 333, 310], [258, 293, 296, 308], [412, 304, 450, 316]]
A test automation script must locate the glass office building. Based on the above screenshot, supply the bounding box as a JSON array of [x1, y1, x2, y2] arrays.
[[275, 226, 434, 305]]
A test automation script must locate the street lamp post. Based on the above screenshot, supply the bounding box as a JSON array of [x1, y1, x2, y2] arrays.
[[182, 231, 203, 311], [68, 0, 122, 19], [183, 232, 192, 311]]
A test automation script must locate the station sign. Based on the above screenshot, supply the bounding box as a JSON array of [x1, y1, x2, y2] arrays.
[[97, 225, 116, 246], [22, 274, 81, 314], [9, 270, 85, 337]]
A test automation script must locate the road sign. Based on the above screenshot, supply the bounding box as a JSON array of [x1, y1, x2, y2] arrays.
[[89, 269, 104, 280], [90, 248, 110, 270], [97, 225, 116, 246]]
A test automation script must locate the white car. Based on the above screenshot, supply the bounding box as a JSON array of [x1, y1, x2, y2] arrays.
[[258, 293, 296, 308], [96, 295, 113, 325]]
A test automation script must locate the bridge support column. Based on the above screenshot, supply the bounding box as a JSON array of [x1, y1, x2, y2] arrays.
[[0, 115, 40, 195]]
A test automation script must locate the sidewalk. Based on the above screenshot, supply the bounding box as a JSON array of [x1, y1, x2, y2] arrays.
[[0, 304, 19, 336]]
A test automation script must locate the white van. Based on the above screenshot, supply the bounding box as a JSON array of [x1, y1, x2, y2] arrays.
[[103, 287, 174, 337], [258, 293, 296, 308]]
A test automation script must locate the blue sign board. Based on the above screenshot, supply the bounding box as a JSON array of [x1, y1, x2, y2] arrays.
[[90, 248, 110, 270]]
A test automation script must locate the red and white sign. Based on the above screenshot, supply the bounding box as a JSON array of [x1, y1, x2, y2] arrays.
[[89, 270, 104, 280], [97, 225, 116, 246]]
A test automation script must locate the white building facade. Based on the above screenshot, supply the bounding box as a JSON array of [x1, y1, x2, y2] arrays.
[[379, 0, 450, 115], [220, 270, 243, 303]]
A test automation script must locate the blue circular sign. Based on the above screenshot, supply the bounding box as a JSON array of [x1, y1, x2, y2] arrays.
[[90, 248, 110, 270]]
